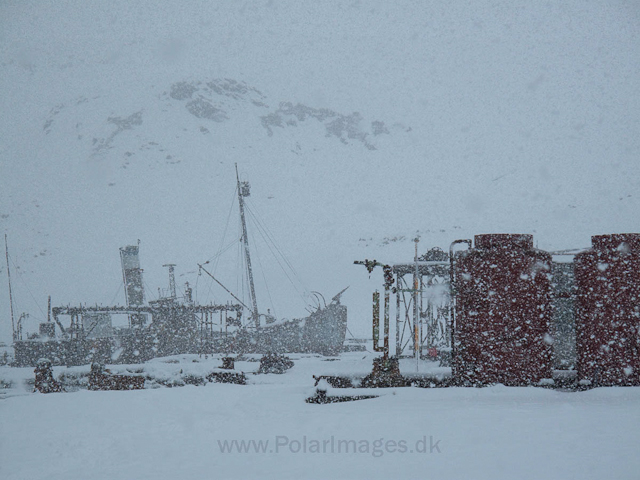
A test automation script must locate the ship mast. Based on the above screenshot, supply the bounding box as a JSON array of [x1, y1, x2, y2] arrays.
[[4, 234, 16, 342], [235, 164, 260, 329]]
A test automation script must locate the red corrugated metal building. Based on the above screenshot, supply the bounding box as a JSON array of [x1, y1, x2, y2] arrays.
[[453, 234, 553, 385], [574, 234, 640, 386]]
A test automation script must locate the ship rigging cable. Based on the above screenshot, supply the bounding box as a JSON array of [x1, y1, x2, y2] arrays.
[[200, 180, 312, 317], [7, 250, 47, 323], [243, 200, 310, 309]]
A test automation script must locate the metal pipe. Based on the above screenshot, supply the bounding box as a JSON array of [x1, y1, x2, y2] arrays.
[[355, 259, 393, 357], [419, 274, 423, 358], [395, 273, 401, 356], [384, 289, 390, 357], [413, 238, 419, 366], [372, 291, 382, 352]]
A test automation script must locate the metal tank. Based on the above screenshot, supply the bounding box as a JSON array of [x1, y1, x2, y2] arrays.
[[574, 234, 640, 386], [453, 234, 553, 385]]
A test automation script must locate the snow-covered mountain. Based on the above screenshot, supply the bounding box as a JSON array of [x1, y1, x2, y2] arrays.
[[1, 1, 639, 341]]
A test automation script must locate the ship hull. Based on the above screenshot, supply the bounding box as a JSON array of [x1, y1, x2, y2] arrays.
[[202, 302, 348, 356], [12, 303, 348, 367]]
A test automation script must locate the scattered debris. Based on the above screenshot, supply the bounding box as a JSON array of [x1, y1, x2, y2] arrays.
[[88, 363, 145, 391], [313, 375, 355, 388], [220, 357, 235, 370], [257, 353, 294, 374], [34, 359, 63, 393], [306, 387, 378, 404], [206, 371, 247, 385]]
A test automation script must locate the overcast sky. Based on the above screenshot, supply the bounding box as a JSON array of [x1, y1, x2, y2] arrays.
[[1, 1, 639, 340]]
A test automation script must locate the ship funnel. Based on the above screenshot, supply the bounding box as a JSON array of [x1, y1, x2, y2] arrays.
[[120, 245, 145, 306]]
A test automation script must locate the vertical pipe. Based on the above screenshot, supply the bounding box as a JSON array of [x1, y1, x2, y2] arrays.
[[383, 289, 390, 357], [419, 274, 424, 357], [449, 245, 456, 362], [372, 291, 381, 352], [395, 274, 401, 356], [413, 239, 419, 365]]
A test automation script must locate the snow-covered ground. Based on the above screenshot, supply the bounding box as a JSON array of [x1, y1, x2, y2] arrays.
[[1, 353, 639, 480]]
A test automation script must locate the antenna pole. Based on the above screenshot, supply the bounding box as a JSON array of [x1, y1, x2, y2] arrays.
[[4, 234, 16, 342], [235, 164, 260, 329]]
